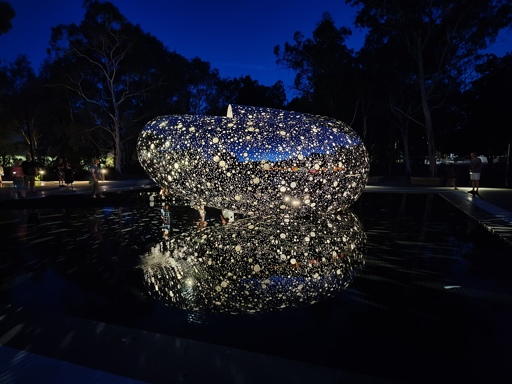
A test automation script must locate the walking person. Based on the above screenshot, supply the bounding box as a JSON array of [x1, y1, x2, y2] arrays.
[[89, 158, 105, 198], [22, 154, 37, 193], [468, 152, 483, 195]]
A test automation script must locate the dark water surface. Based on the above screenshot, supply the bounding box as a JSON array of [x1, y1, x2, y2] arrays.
[[1, 192, 511, 383]]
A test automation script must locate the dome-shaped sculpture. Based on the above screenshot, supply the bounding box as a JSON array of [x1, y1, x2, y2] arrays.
[[137, 105, 369, 216]]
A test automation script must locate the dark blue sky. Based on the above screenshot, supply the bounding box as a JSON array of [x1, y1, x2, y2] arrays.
[[0, 0, 366, 94], [2, 0, 510, 97]]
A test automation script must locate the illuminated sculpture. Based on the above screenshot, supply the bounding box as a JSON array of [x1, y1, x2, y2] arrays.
[[137, 105, 369, 216], [138, 212, 365, 314]]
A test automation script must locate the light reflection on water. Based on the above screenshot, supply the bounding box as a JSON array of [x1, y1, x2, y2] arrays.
[[138, 211, 365, 314], [1, 190, 509, 324], [2, 191, 512, 383]]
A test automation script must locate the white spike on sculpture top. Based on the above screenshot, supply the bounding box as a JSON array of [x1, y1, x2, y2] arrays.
[[137, 105, 369, 216]]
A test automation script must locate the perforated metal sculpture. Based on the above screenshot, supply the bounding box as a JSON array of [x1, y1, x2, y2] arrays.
[[137, 105, 369, 216]]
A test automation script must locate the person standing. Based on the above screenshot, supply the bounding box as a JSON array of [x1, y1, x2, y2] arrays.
[[468, 152, 483, 195], [11, 159, 25, 199], [64, 160, 74, 189], [57, 158, 65, 187], [89, 158, 104, 198], [22, 154, 37, 193]]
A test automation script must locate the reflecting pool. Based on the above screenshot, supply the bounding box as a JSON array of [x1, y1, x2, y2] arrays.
[[1, 191, 512, 383]]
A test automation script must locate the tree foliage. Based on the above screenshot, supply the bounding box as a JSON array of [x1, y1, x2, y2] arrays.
[[0, 1, 15, 36], [275, 13, 356, 121], [0, 0, 510, 182], [346, 0, 512, 176]]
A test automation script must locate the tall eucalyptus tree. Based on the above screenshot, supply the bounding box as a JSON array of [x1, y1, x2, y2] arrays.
[[346, 0, 512, 176], [48, 0, 176, 173]]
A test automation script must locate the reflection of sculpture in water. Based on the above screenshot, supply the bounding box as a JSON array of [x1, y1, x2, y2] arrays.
[[137, 104, 370, 217], [137, 212, 366, 314]]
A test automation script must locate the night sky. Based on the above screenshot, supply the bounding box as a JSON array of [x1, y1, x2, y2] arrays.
[[2, 1, 510, 96], [0, 0, 365, 93]]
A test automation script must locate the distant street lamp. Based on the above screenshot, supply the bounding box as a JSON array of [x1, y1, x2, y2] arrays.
[[39, 169, 45, 181], [101, 168, 107, 181]]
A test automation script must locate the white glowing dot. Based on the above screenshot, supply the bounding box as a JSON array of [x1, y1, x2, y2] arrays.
[[243, 152, 248, 157], [310, 231, 316, 237], [189, 127, 195, 132], [290, 182, 297, 188], [279, 205, 286, 209], [304, 236, 310, 242], [279, 131, 286, 136], [219, 160, 226, 168], [280, 233, 286, 239], [298, 154, 304, 160], [235, 195, 241, 201], [263, 163, 271, 170], [252, 177, 260, 184], [173, 163, 179, 169], [253, 264, 261, 272], [280, 186, 286, 192], [213, 156, 220, 162], [212, 137, 219, 143], [235, 245, 242, 252], [221, 281, 228, 287], [290, 258, 297, 264]]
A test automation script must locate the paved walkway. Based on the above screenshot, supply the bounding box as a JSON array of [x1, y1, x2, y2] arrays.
[[0, 179, 156, 201], [1, 178, 511, 245]]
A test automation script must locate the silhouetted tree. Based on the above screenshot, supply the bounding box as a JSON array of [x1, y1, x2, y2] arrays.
[[274, 13, 356, 122], [0, 56, 43, 160], [216, 76, 286, 113], [0, 1, 15, 36], [346, 0, 512, 176], [47, 0, 174, 173]]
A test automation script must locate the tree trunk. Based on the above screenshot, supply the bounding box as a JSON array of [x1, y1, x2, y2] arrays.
[[114, 117, 122, 174], [401, 124, 412, 177], [417, 40, 436, 176]]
